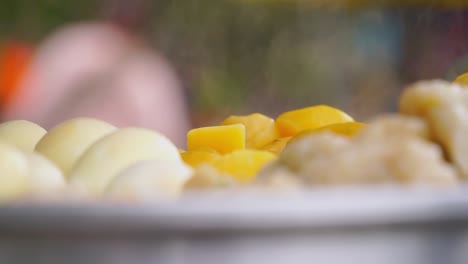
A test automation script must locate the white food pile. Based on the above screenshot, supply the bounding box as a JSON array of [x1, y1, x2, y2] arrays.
[[0, 118, 192, 202]]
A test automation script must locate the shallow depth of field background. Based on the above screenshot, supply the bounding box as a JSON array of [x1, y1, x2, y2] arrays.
[[1, 0, 468, 126]]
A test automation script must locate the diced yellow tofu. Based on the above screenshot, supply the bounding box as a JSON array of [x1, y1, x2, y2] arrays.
[[221, 113, 279, 149], [275, 105, 354, 137], [187, 124, 245, 154], [213, 150, 276, 184], [181, 148, 221, 167], [292, 122, 366, 142], [313, 122, 365, 137], [261, 137, 292, 154], [454, 72, 468, 87]]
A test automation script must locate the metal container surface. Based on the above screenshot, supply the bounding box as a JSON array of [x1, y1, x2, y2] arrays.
[[0, 187, 468, 264]]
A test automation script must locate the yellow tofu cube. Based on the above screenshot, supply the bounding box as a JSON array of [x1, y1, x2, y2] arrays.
[[213, 150, 276, 184], [181, 148, 221, 167], [261, 137, 292, 154], [293, 122, 366, 141], [187, 124, 245, 154], [275, 105, 354, 137], [454, 72, 468, 87], [221, 113, 279, 149]]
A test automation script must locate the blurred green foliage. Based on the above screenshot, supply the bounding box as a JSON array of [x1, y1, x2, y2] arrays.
[[0, 0, 97, 42]]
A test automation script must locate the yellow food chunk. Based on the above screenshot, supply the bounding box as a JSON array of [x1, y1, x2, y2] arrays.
[[0, 120, 46, 152], [213, 150, 276, 184], [221, 113, 279, 149], [187, 124, 245, 154], [292, 122, 365, 142], [181, 149, 222, 167], [190, 147, 219, 153], [261, 137, 292, 154], [275, 105, 354, 137], [313, 122, 365, 137], [454, 72, 468, 87]]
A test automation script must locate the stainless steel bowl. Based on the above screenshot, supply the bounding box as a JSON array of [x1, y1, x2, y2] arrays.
[[1, 187, 468, 264]]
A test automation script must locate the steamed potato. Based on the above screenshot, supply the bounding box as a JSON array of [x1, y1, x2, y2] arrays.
[[35, 118, 116, 175], [0, 142, 29, 201], [106, 160, 192, 201], [0, 120, 46, 152], [69, 128, 182, 195], [25, 152, 66, 195]]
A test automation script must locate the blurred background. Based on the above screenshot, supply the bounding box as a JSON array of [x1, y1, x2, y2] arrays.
[[0, 0, 468, 145]]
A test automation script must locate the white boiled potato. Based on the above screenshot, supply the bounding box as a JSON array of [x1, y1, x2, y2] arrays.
[[25, 152, 66, 195], [0, 120, 46, 152], [35, 118, 116, 176], [69, 128, 181, 195], [0, 142, 29, 201], [106, 160, 193, 201]]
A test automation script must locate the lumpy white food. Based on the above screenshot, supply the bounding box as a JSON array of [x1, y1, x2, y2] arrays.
[[35, 118, 116, 175], [25, 152, 66, 195], [0, 142, 30, 200], [259, 115, 457, 187], [106, 160, 192, 201], [0, 120, 46, 152], [400, 80, 468, 179], [69, 128, 182, 195]]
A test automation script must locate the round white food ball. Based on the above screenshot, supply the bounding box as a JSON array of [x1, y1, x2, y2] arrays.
[[106, 160, 193, 201], [35, 118, 116, 176], [0, 142, 29, 201], [0, 120, 46, 152], [25, 152, 66, 195], [69, 128, 181, 195]]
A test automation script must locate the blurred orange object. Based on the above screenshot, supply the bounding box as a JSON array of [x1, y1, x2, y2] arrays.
[[0, 42, 33, 109]]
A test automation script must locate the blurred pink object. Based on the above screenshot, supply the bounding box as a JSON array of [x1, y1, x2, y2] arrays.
[[4, 22, 190, 147]]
